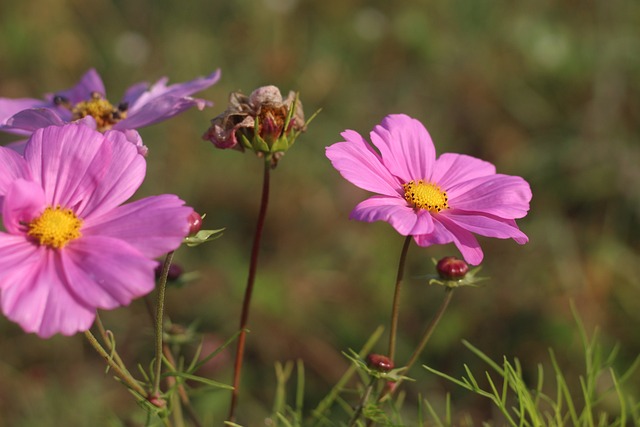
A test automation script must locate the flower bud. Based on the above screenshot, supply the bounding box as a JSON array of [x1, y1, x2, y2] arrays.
[[367, 353, 394, 372], [147, 392, 166, 408], [436, 256, 469, 280], [187, 211, 203, 236]]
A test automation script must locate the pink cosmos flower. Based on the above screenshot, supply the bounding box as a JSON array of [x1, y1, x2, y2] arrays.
[[0, 124, 193, 337], [326, 114, 531, 265], [0, 68, 221, 153]]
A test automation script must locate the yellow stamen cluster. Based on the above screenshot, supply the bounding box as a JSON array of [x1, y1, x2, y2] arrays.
[[71, 92, 127, 131], [403, 180, 449, 213], [27, 206, 83, 249]]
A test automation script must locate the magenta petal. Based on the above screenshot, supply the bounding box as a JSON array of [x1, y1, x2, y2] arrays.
[[115, 96, 206, 129], [82, 195, 191, 258], [5, 139, 28, 155], [0, 98, 49, 133], [2, 180, 45, 234], [61, 236, 157, 310], [443, 210, 529, 243], [1, 250, 95, 338], [448, 174, 532, 219], [6, 108, 65, 133], [0, 235, 41, 284], [326, 130, 400, 197], [0, 145, 30, 202], [25, 125, 145, 216], [350, 195, 432, 235], [431, 153, 496, 189], [414, 215, 484, 265], [52, 69, 106, 103], [125, 70, 221, 112], [369, 114, 436, 182]]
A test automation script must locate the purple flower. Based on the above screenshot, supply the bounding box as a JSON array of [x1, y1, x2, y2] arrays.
[[326, 114, 532, 265], [0, 124, 193, 337], [0, 68, 221, 139]]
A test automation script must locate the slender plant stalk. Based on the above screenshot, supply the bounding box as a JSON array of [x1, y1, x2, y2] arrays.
[[162, 345, 203, 427], [152, 251, 176, 397], [228, 161, 271, 422], [404, 288, 454, 373], [349, 377, 377, 427], [382, 288, 455, 403], [94, 313, 130, 376], [84, 329, 147, 397], [388, 236, 412, 362]]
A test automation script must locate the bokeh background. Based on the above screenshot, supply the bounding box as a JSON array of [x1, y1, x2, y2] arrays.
[[1, 0, 640, 425]]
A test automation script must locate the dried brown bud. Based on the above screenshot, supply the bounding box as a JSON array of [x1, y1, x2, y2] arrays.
[[202, 85, 306, 166]]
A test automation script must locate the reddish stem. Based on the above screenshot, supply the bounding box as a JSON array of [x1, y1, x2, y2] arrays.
[[228, 161, 271, 422]]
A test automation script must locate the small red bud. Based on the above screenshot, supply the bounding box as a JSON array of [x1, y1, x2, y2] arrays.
[[367, 353, 394, 372], [147, 392, 166, 408], [436, 256, 469, 280], [188, 211, 203, 236]]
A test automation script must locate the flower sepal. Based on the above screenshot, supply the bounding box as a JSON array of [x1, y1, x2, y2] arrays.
[[183, 228, 225, 247], [425, 257, 488, 289]]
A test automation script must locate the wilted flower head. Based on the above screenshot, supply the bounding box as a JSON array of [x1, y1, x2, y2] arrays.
[[202, 85, 305, 167], [326, 114, 532, 265], [0, 124, 193, 337], [0, 68, 221, 154]]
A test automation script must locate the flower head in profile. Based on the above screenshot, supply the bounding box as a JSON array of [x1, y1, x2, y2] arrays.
[[202, 85, 306, 167], [0, 124, 193, 337], [0, 68, 221, 153], [326, 114, 532, 265]]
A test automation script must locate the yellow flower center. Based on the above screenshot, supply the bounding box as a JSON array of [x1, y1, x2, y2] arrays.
[[403, 180, 449, 213], [70, 92, 127, 131], [27, 206, 83, 249]]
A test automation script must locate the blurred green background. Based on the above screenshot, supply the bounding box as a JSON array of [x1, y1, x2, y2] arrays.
[[1, 0, 640, 425]]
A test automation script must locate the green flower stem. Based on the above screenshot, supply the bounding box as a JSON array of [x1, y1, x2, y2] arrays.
[[84, 329, 147, 397], [228, 161, 271, 422], [388, 235, 412, 362], [383, 287, 455, 402], [405, 288, 454, 372], [152, 250, 175, 397], [163, 344, 203, 427], [348, 376, 377, 427], [94, 314, 130, 375]]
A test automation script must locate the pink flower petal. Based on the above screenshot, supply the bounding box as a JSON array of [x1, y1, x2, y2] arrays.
[[1, 249, 95, 338], [115, 96, 206, 129], [0, 97, 49, 125], [61, 236, 157, 310], [116, 70, 222, 128], [442, 210, 529, 243], [24, 125, 145, 217], [351, 195, 434, 235], [6, 108, 65, 133], [82, 195, 191, 258], [0, 234, 41, 284], [125, 70, 221, 112], [431, 153, 496, 189], [52, 68, 106, 103], [414, 214, 484, 265], [326, 130, 400, 197], [369, 114, 436, 182], [448, 174, 532, 219], [2, 179, 45, 234], [0, 146, 31, 209]]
